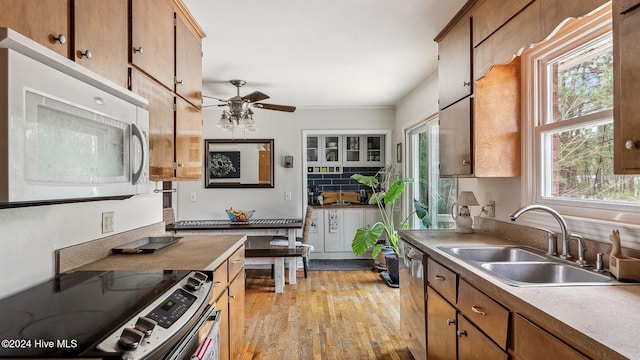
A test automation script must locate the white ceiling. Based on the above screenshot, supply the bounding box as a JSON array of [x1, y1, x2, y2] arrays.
[[184, 0, 466, 109]]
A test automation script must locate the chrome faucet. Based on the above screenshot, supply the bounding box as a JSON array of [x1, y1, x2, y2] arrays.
[[509, 205, 572, 260]]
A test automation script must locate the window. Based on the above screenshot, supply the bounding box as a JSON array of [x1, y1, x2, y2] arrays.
[[522, 3, 640, 235], [406, 117, 456, 229]]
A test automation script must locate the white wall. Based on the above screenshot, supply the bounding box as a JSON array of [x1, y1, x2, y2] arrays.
[[176, 107, 395, 221], [0, 191, 163, 297], [395, 71, 522, 222]]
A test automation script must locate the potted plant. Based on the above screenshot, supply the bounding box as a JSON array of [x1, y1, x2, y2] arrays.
[[351, 166, 430, 286]]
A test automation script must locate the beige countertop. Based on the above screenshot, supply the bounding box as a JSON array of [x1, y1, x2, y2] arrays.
[[72, 234, 246, 272], [399, 229, 640, 360]]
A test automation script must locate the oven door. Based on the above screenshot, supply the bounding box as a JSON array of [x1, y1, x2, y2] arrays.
[[165, 305, 222, 360]]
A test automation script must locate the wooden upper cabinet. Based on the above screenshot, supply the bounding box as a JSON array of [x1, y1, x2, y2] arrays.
[[73, 0, 128, 88], [472, 0, 532, 47], [175, 12, 203, 108], [130, 0, 175, 90], [440, 97, 473, 177], [130, 69, 176, 180], [175, 97, 202, 179], [614, 0, 640, 173], [0, 0, 70, 57], [438, 16, 472, 110]]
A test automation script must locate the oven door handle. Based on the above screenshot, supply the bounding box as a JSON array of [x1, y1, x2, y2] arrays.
[[164, 304, 221, 360]]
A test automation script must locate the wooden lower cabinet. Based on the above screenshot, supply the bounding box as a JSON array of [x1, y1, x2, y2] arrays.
[[512, 314, 589, 360], [228, 272, 245, 360], [457, 315, 508, 360], [426, 287, 457, 360]]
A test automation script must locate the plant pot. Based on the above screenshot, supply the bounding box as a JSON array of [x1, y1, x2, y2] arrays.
[[384, 253, 400, 285]]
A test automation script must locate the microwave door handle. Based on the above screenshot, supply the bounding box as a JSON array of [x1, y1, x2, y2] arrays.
[[131, 123, 146, 185]]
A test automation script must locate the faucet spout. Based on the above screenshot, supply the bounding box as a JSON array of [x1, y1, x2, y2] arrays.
[[509, 205, 572, 260]]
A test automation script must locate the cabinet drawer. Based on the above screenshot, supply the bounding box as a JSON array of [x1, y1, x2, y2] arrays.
[[211, 260, 228, 302], [457, 315, 508, 360], [457, 279, 509, 349], [513, 314, 588, 360], [228, 245, 245, 281], [427, 258, 457, 304]]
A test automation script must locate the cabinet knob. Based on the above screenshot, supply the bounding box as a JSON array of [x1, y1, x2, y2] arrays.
[[134, 46, 144, 54], [462, 159, 470, 165], [176, 79, 184, 85], [78, 50, 92, 59], [457, 330, 468, 338], [51, 34, 66, 45], [625, 140, 637, 150], [446, 319, 456, 326], [230, 294, 236, 300], [213, 281, 223, 287], [178, 163, 185, 167], [463, 81, 471, 87]]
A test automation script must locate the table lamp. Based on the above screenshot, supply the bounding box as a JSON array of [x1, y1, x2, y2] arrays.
[[452, 191, 479, 233]]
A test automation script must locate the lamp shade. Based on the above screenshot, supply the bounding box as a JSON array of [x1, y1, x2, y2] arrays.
[[456, 191, 479, 206]]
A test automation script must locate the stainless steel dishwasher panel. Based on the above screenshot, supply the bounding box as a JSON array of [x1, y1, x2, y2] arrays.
[[399, 239, 426, 360]]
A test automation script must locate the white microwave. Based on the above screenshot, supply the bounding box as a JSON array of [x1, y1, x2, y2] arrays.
[[0, 28, 149, 206]]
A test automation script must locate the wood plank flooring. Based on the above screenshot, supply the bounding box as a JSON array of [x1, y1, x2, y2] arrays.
[[241, 269, 414, 360]]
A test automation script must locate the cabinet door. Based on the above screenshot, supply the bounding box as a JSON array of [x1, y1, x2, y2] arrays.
[[440, 97, 473, 176], [175, 97, 203, 179], [438, 16, 472, 109], [324, 209, 344, 252], [73, 0, 128, 88], [513, 314, 588, 360], [0, 0, 70, 57], [427, 287, 457, 360], [457, 315, 508, 360], [308, 209, 324, 253], [228, 273, 245, 360], [175, 12, 202, 108], [307, 136, 321, 167], [364, 135, 384, 166], [343, 135, 363, 165], [614, 0, 640, 173], [323, 135, 342, 166], [342, 209, 364, 252], [215, 289, 230, 360], [130, 0, 175, 89], [130, 69, 175, 180]]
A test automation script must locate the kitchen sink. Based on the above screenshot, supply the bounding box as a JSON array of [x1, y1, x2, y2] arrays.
[[442, 245, 547, 263], [438, 245, 627, 287], [480, 262, 616, 286]]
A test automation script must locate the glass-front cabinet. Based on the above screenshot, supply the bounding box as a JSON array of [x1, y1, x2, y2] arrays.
[[343, 135, 385, 166], [307, 135, 342, 173], [323, 136, 341, 166], [307, 134, 385, 172], [307, 136, 320, 164]]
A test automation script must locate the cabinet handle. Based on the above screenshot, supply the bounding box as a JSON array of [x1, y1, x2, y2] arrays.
[[134, 46, 144, 54], [78, 50, 92, 59], [463, 81, 471, 87], [232, 259, 243, 263], [457, 330, 467, 337], [51, 34, 66, 44], [178, 163, 185, 167], [462, 159, 470, 165], [471, 305, 487, 316], [434, 275, 446, 281], [625, 140, 637, 150], [213, 281, 223, 287], [446, 319, 456, 326], [176, 79, 184, 85], [230, 294, 236, 300]]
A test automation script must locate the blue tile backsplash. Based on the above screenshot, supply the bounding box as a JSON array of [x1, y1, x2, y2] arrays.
[[307, 167, 382, 193]]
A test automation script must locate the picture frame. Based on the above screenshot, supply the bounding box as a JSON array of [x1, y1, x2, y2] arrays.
[[397, 143, 402, 163]]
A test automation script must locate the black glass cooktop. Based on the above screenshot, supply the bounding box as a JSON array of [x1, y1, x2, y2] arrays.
[[0, 270, 191, 358]]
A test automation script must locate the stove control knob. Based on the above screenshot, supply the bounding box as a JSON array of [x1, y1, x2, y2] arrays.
[[134, 316, 157, 336], [118, 328, 145, 350], [193, 271, 208, 282], [185, 277, 202, 291]]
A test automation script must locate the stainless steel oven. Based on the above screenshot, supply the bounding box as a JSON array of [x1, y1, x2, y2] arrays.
[[0, 270, 217, 359]]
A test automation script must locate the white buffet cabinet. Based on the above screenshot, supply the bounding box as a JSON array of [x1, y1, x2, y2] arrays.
[[308, 206, 382, 259]]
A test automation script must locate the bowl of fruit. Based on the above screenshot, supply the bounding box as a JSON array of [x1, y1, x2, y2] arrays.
[[225, 208, 255, 223]]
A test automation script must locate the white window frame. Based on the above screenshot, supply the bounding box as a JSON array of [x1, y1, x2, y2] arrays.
[[521, 3, 640, 246]]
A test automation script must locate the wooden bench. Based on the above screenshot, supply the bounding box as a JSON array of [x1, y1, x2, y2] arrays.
[[245, 248, 303, 293]]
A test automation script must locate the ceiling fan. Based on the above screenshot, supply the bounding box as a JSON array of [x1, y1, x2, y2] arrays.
[[203, 80, 296, 131]]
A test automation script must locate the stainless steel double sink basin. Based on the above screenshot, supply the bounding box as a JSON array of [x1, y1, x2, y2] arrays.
[[439, 245, 622, 287]]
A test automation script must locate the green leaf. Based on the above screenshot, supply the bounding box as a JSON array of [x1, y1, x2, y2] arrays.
[[350, 174, 378, 189], [384, 178, 413, 205], [351, 222, 385, 257], [369, 192, 385, 205]]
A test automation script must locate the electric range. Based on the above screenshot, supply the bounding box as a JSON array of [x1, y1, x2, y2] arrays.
[[0, 269, 213, 359]]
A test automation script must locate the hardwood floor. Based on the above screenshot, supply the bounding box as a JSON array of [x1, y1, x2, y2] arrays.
[[241, 269, 414, 360]]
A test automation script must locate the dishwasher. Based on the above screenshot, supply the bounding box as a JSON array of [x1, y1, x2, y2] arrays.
[[399, 239, 426, 360]]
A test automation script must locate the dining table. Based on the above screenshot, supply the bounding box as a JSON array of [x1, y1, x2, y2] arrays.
[[166, 218, 304, 286]]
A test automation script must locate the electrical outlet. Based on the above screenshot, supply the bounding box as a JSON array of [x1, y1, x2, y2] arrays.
[[189, 192, 197, 202], [284, 192, 292, 201], [102, 212, 114, 233], [488, 200, 496, 218]]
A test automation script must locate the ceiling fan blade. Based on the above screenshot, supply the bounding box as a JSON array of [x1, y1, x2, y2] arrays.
[[202, 95, 229, 102], [253, 103, 296, 112], [242, 91, 270, 103]]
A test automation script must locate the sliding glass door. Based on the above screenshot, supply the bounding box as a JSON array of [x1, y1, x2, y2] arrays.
[[406, 117, 456, 229]]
